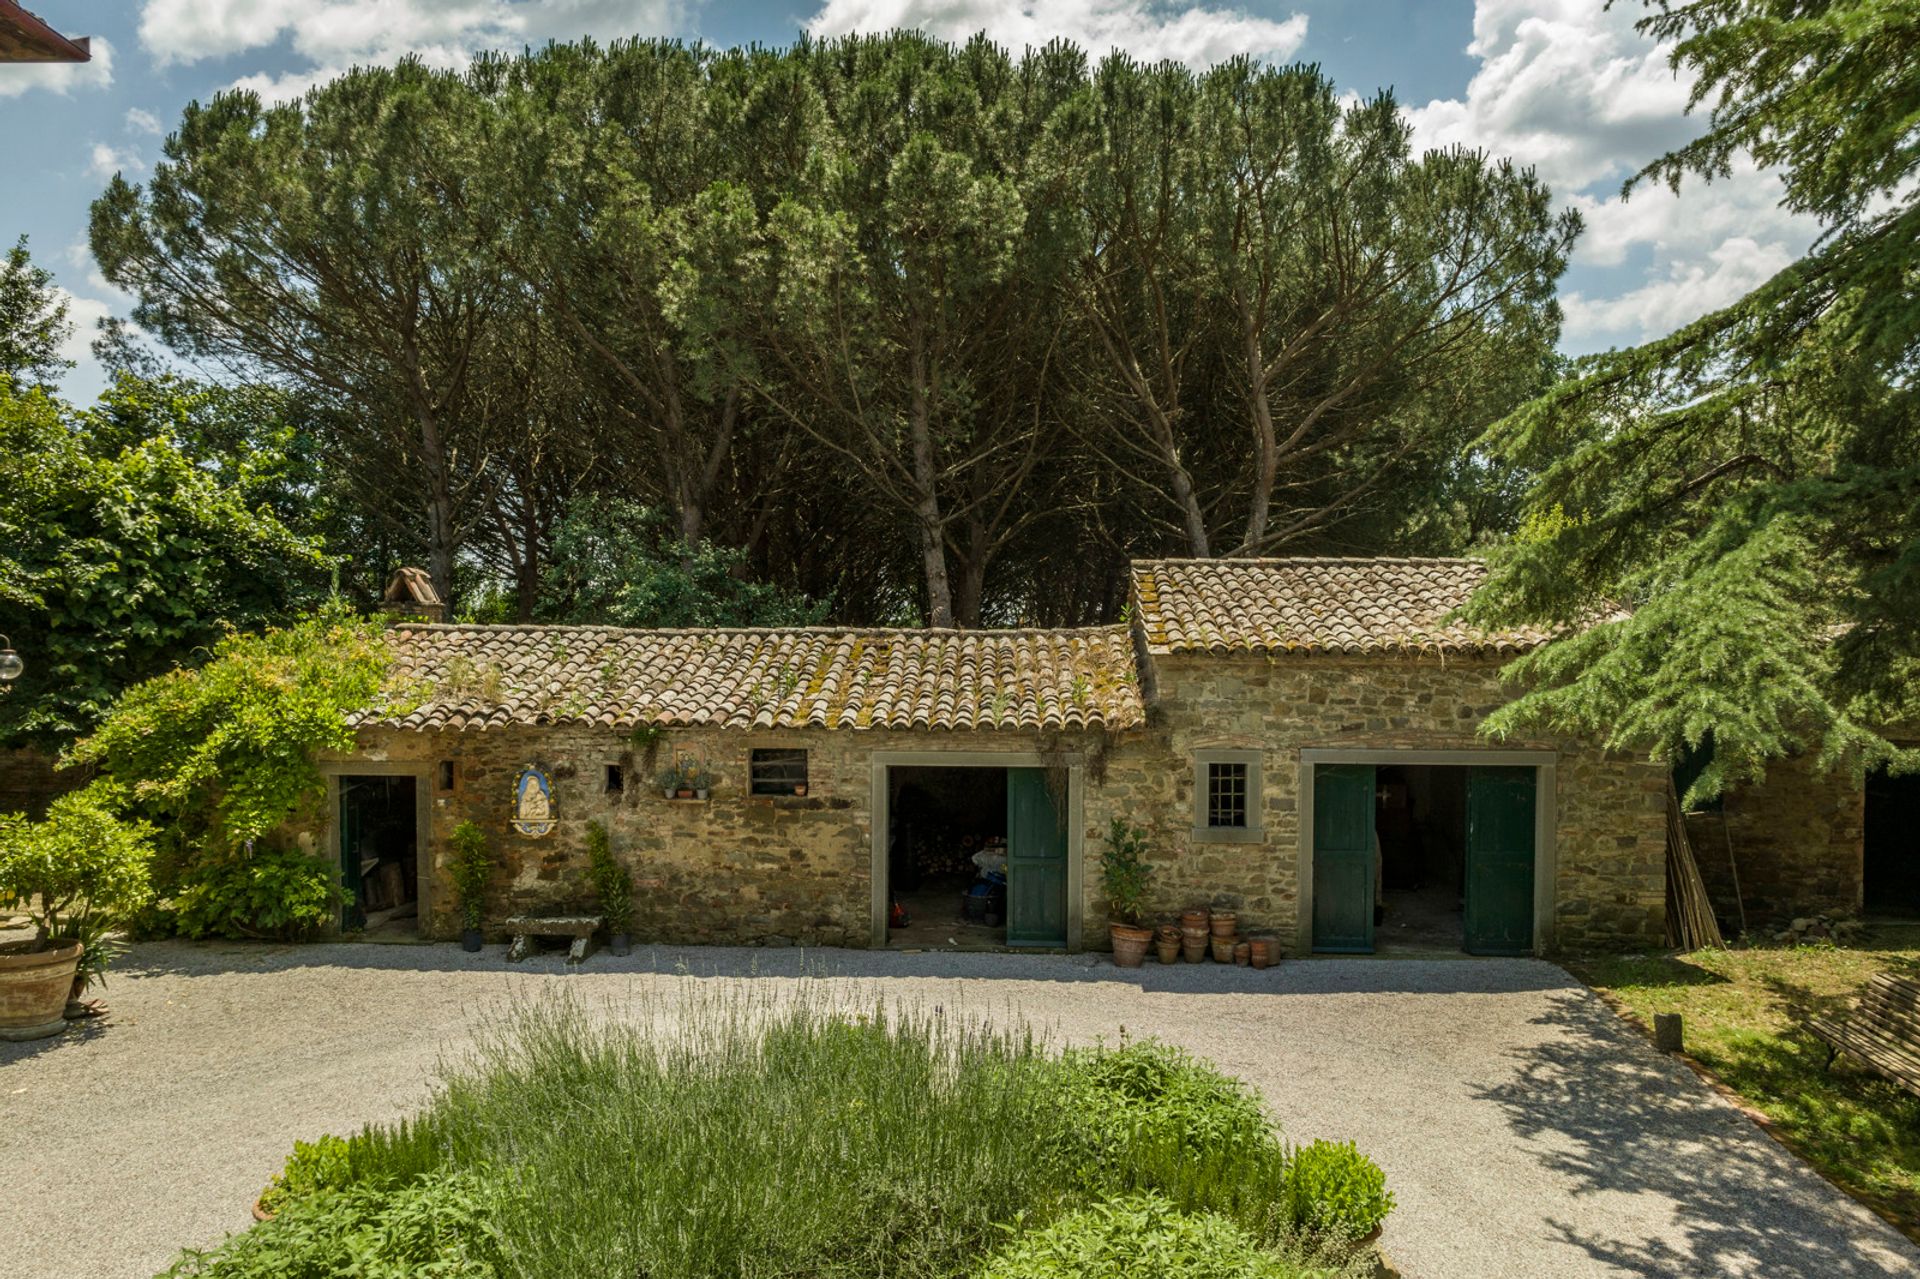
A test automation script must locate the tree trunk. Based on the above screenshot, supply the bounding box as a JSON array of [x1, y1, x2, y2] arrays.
[[907, 336, 955, 627], [953, 517, 991, 630], [1238, 297, 1279, 555]]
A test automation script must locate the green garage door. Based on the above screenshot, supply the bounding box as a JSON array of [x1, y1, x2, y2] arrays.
[[1313, 764, 1376, 953], [1465, 766, 1537, 955], [1006, 768, 1067, 948]]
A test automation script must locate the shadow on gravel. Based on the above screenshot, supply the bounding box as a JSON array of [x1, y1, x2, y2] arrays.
[[100, 938, 1582, 997], [1475, 991, 1917, 1278]]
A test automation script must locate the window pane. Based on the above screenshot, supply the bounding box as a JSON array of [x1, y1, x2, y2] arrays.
[[751, 748, 809, 795], [1207, 762, 1248, 828]]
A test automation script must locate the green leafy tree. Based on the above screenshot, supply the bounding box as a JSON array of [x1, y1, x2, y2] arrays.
[[0, 374, 333, 745], [1468, 0, 1920, 797], [0, 235, 72, 388], [538, 495, 825, 629]]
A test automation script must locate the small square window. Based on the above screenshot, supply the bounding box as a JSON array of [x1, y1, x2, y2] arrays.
[[1206, 762, 1248, 828], [605, 763, 625, 794], [751, 748, 809, 796]]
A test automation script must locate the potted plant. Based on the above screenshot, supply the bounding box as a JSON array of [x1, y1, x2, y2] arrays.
[[690, 770, 714, 801], [447, 820, 491, 951], [586, 820, 634, 956], [656, 765, 682, 799], [1101, 817, 1154, 968], [0, 785, 155, 1039]]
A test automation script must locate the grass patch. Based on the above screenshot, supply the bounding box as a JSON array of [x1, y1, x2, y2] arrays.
[[1569, 920, 1920, 1237], [164, 983, 1384, 1278]]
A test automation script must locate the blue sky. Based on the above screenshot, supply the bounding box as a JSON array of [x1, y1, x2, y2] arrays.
[[3, 0, 1817, 401]]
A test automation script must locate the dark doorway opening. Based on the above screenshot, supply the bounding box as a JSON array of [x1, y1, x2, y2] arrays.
[[1374, 765, 1468, 951], [887, 766, 1008, 949], [1865, 767, 1920, 916], [340, 775, 419, 935]]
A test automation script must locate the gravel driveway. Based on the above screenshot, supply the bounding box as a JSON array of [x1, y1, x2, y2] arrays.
[[3, 941, 1915, 1279]]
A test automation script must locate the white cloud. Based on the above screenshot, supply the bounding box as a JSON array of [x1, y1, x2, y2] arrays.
[[1561, 236, 1797, 350], [1404, 2, 1689, 195], [0, 34, 113, 99], [125, 107, 164, 135], [138, 0, 688, 68], [55, 289, 115, 369], [1569, 156, 1816, 270], [88, 142, 145, 180], [806, 0, 1308, 66]]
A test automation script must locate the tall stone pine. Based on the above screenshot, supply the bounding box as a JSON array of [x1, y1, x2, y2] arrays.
[[0, 236, 73, 389], [1467, 0, 1920, 796], [89, 59, 507, 607], [1044, 56, 1573, 559]]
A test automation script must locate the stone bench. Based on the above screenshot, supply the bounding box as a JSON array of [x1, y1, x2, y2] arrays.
[[503, 914, 603, 965]]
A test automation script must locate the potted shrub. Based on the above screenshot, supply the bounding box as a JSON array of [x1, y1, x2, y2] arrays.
[[446, 821, 491, 952], [656, 766, 682, 799], [690, 770, 714, 801], [0, 785, 155, 1039], [586, 820, 634, 956], [1101, 817, 1154, 968]]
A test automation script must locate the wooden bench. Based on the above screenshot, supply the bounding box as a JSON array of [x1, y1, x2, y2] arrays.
[[1809, 971, 1920, 1099], [503, 914, 602, 965]]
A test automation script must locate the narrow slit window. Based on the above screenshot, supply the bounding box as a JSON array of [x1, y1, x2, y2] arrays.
[[1206, 762, 1249, 829], [437, 761, 455, 792], [605, 763, 624, 794], [750, 748, 809, 796]]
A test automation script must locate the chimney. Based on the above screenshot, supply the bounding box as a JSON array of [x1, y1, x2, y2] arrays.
[[379, 567, 446, 624]]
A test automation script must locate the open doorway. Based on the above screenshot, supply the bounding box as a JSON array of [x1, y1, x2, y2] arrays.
[[340, 775, 419, 936], [1865, 767, 1920, 917], [1374, 765, 1468, 951], [886, 766, 1009, 949]]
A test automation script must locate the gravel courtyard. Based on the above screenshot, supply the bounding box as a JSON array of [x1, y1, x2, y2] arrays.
[[3, 941, 1915, 1279]]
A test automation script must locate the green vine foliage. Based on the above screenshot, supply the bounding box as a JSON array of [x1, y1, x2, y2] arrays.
[[67, 606, 394, 853], [170, 847, 341, 942]]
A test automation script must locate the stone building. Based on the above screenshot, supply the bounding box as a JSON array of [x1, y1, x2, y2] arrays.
[[305, 557, 1694, 955]]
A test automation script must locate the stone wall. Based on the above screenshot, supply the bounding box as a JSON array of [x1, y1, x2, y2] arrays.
[[1684, 752, 1865, 930], [322, 724, 1123, 946], [1108, 654, 1670, 952], [308, 652, 1667, 953], [0, 746, 87, 818]]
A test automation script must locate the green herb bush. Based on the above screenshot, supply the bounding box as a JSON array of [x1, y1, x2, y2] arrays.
[[256, 1136, 353, 1215], [585, 821, 633, 936], [1279, 1141, 1394, 1241], [161, 991, 1389, 1278], [170, 846, 338, 941], [1099, 817, 1153, 926], [0, 782, 155, 990], [446, 822, 491, 932], [1038, 1039, 1276, 1180], [164, 1171, 501, 1279], [977, 1194, 1351, 1279]]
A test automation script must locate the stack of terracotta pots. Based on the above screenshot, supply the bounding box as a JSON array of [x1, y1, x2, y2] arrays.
[[1154, 924, 1182, 963], [1179, 909, 1210, 962], [1209, 910, 1238, 963]]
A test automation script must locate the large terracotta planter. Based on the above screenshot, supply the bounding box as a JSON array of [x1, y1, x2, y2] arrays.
[[0, 938, 82, 1041], [1109, 923, 1153, 968]]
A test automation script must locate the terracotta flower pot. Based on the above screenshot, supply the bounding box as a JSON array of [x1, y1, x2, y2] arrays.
[[1211, 935, 1237, 964], [1181, 939, 1209, 963], [1249, 937, 1274, 969], [0, 938, 83, 1041], [1155, 938, 1181, 964], [1210, 911, 1238, 938], [1110, 923, 1153, 968], [1234, 941, 1251, 966]]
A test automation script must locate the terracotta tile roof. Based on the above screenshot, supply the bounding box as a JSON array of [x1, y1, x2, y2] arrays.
[[1130, 558, 1551, 656], [356, 624, 1145, 733]]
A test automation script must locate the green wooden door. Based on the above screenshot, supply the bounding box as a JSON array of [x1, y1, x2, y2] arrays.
[[1312, 764, 1376, 953], [1006, 768, 1067, 948], [1465, 766, 1537, 955], [339, 779, 367, 931]]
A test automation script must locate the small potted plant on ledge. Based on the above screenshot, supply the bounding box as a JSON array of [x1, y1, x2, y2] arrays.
[[0, 785, 155, 1038], [586, 820, 634, 956], [691, 770, 714, 801], [1102, 816, 1154, 968], [656, 765, 683, 799], [447, 820, 491, 952]]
